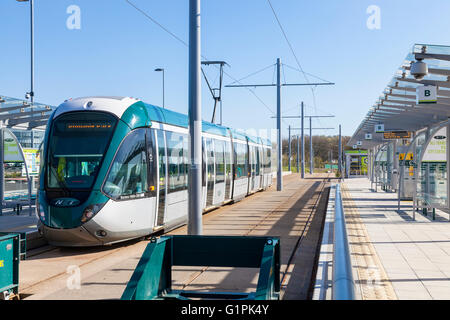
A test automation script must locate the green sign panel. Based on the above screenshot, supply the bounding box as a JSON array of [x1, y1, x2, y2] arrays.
[[3, 130, 21, 163]]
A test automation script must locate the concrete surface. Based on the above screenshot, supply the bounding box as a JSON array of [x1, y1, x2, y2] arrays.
[[19, 174, 331, 300], [343, 177, 450, 300]]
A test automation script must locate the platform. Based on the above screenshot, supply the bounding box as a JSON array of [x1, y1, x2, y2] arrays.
[[0, 206, 37, 234], [16, 173, 331, 300], [342, 177, 450, 300]]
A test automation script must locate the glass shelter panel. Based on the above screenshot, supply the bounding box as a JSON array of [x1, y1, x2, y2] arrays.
[[417, 126, 448, 209], [399, 137, 418, 199], [374, 145, 388, 186], [386, 142, 395, 189]]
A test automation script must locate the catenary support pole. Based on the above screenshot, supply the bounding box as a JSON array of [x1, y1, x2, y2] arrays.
[[297, 132, 300, 173], [338, 124, 342, 178], [288, 125, 291, 172], [310, 117, 313, 174], [276, 58, 282, 191], [301, 102, 305, 179], [188, 0, 202, 235]]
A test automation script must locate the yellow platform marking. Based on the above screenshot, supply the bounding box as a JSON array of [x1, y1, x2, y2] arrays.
[[341, 183, 397, 300]]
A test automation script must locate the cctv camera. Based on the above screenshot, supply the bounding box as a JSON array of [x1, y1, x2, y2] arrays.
[[25, 93, 30, 99], [410, 59, 428, 80]]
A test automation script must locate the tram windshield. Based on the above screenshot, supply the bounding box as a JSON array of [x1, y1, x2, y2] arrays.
[[46, 112, 117, 190]]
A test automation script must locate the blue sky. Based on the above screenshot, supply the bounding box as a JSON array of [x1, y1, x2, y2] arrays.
[[2, 0, 450, 137]]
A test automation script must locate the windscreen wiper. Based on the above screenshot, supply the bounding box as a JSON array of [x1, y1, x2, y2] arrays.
[[49, 165, 71, 197]]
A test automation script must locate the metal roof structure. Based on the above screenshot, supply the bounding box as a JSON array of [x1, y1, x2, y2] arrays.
[[349, 44, 450, 148], [0, 95, 56, 129]]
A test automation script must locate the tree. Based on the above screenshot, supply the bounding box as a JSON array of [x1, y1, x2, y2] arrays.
[[280, 135, 351, 170]]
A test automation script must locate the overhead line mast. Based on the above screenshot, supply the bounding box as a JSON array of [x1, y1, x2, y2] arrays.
[[201, 61, 227, 125], [227, 60, 334, 191], [273, 106, 335, 177]]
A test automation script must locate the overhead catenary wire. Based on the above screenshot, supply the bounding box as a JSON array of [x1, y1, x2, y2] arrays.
[[227, 63, 276, 86], [283, 63, 334, 86], [266, 0, 309, 83], [282, 63, 287, 85], [124, 0, 279, 118], [125, 0, 188, 47], [266, 0, 323, 120]]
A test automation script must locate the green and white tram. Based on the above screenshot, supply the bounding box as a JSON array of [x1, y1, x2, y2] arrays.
[[37, 96, 272, 246]]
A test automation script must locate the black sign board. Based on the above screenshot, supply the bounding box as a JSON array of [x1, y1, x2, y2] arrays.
[[383, 131, 411, 139]]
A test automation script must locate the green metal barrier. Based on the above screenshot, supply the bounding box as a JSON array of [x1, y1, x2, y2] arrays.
[[121, 235, 280, 300], [0, 232, 26, 260], [0, 233, 20, 300]]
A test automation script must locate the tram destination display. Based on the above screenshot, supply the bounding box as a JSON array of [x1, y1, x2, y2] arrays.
[[383, 131, 412, 140], [66, 122, 113, 130]]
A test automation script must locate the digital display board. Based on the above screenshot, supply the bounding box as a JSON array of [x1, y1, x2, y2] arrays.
[[66, 122, 113, 130], [383, 131, 412, 139]]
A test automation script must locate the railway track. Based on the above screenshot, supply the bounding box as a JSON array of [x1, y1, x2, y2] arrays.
[[280, 176, 330, 298], [19, 174, 332, 300], [172, 174, 332, 299]]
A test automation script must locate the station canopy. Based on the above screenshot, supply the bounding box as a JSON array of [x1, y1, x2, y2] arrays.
[[0, 95, 56, 129], [349, 44, 450, 148]]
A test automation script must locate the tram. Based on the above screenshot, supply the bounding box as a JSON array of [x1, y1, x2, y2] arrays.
[[36, 96, 273, 246]]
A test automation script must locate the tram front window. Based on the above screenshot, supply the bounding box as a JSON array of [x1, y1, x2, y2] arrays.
[[47, 112, 117, 190]]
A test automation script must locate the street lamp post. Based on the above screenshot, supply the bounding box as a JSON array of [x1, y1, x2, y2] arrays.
[[154, 68, 165, 109], [17, 0, 34, 104], [17, 0, 34, 147]]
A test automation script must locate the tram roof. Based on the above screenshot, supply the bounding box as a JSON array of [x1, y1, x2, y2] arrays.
[[51, 96, 272, 146], [143, 102, 271, 146], [0, 95, 56, 130], [349, 44, 450, 149]]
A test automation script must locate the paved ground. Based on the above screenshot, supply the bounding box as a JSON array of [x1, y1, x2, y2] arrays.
[[343, 177, 450, 300], [0, 206, 37, 233], [18, 173, 331, 300]]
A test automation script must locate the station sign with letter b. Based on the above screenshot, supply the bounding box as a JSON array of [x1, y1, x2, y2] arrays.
[[374, 123, 384, 133], [416, 85, 437, 104]]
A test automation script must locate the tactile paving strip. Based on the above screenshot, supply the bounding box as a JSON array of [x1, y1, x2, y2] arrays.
[[341, 183, 398, 300]]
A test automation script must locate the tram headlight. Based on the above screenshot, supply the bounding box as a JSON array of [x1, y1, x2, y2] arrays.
[[81, 203, 106, 223], [35, 197, 46, 222]]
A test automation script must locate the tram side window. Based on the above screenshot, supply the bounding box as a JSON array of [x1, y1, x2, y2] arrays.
[[157, 129, 167, 193], [225, 141, 232, 178], [265, 147, 271, 174], [103, 129, 148, 200], [234, 142, 247, 179], [167, 132, 188, 193], [256, 146, 261, 176], [146, 128, 157, 197], [250, 146, 256, 175], [215, 139, 225, 183]]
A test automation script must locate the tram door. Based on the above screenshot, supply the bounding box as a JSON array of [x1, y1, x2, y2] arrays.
[[146, 129, 159, 228], [250, 146, 257, 192], [224, 140, 232, 200], [213, 139, 226, 205], [155, 129, 167, 228], [201, 138, 207, 208], [256, 146, 262, 190], [206, 138, 215, 208]]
